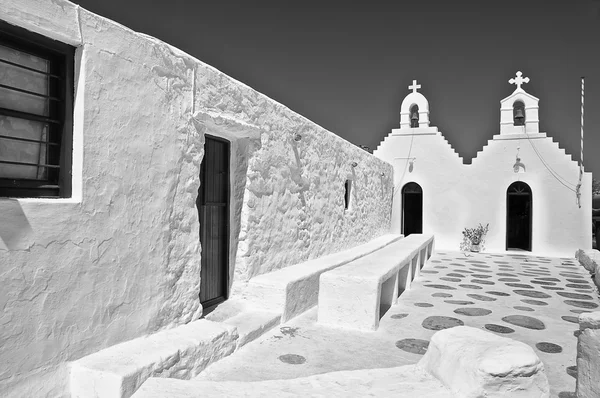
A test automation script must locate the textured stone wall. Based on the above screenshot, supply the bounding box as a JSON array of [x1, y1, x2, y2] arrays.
[[0, 1, 393, 397]]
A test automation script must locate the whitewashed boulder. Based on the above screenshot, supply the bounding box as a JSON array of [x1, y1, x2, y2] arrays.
[[418, 326, 549, 398], [576, 311, 600, 398]]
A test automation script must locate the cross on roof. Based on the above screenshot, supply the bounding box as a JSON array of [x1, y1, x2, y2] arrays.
[[509, 71, 530, 90], [408, 79, 421, 93]]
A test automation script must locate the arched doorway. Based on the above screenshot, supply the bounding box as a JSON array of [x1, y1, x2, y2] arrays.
[[506, 181, 532, 251], [402, 182, 423, 236]]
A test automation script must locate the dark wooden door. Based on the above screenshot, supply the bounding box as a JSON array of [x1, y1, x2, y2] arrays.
[[402, 182, 423, 236], [197, 135, 229, 308], [506, 182, 532, 251]]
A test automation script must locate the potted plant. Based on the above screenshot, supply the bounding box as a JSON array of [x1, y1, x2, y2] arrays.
[[460, 223, 490, 252]]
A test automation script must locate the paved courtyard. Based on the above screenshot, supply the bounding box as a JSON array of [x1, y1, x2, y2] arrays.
[[196, 251, 600, 398]]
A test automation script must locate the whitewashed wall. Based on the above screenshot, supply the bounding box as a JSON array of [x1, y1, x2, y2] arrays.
[[0, 1, 394, 397], [375, 127, 592, 257]]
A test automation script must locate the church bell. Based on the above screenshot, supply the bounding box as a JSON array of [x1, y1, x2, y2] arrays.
[[411, 111, 419, 122], [514, 108, 525, 125]]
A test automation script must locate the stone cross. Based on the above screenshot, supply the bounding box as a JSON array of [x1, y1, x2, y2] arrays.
[[509, 71, 530, 90], [409, 79, 421, 93]]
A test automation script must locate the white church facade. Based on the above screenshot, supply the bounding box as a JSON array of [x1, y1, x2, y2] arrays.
[[0, 1, 595, 397], [374, 74, 593, 257]]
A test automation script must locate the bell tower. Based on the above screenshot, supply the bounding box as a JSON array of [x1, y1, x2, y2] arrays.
[[400, 79, 430, 129], [500, 71, 540, 135]]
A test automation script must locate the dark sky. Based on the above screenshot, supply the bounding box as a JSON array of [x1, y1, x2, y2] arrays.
[[72, 0, 600, 179]]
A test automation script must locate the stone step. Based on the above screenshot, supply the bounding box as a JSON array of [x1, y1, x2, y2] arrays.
[[131, 364, 453, 398], [221, 310, 281, 349], [69, 320, 239, 398]]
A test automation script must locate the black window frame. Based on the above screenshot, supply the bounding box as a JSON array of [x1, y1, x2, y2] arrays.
[[0, 20, 74, 198]]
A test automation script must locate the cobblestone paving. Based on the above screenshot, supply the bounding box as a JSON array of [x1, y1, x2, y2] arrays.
[[197, 251, 600, 398]]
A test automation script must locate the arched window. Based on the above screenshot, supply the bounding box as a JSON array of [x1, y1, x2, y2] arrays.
[[410, 105, 419, 128], [513, 101, 525, 126]]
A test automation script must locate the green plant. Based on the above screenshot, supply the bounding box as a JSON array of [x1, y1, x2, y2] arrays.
[[593, 178, 600, 196], [460, 223, 490, 252]]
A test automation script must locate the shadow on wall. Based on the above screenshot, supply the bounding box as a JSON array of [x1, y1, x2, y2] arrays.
[[0, 199, 33, 250]]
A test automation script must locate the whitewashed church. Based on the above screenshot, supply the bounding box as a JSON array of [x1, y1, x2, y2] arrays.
[[374, 73, 592, 257], [0, 1, 594, 397]]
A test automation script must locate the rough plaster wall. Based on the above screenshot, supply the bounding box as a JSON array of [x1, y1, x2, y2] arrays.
[[375, 128, 592, 257], [0, 4, 204, 397], [193, 64, 394, 281], [0, 1, 394, 397]]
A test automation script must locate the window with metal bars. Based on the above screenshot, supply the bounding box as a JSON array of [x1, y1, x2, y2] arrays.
[[0, 21, 74, 198]]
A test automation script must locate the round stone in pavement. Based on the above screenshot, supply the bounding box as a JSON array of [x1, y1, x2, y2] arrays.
[[469, 268, 493, 273], [561, 315, 579, 324], [513, 290, 552, 299], [459, 284, 483, 290], [466, 260, 488, 265], [514, 306, 535, 312], [421, 270, 438, 274], [564, 300, 599, 309], [566, 278, 590, 284], [497, 273, 518, 277], [571, 309, 591, 314], [566, 365, 577, 378], [557, 291, 594, 300], [530, 280, 557, 286], [467, 293, 496, 301], [414, 302, 434, 307], [494, 261, 510, 264], [278, 354, 306, 364], [502, 315, 546, 330], [422, 316, 464, 331], [486, 291, 510, 297], [432, 292, 453, 298], [395, 338, 429, 355], [445, 300, 475, 305], [505, 283, 535, 289], [447, 273, 465, 278], [571, 287, 594, 293], [430, 260, 442, 263], [434, 266, 448, 269], [535, 277, 561, 282], [471, 274, 493, 278], [499, 277, 521, 282], [454, 307, 492, 316], [425, 284, 457, 290], [521, 299, 548, 306], [471, 279, 495, 285], [485, 324, 515, 334], [536, 342, 563, 353], [391, 313, 409, 319], [541, 286, 564, 291], [440, 277, 462, 282]]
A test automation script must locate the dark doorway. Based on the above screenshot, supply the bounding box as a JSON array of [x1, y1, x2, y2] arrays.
[[506, 181, 532, 251], [197, 135, 230, 308], [402, 182, 423, 236]]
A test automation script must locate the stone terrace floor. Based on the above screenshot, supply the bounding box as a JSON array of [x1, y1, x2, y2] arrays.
[[195, 251, 600, 398]]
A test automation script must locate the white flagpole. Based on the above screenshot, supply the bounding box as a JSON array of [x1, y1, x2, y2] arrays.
[[577, 76, 584, 208]]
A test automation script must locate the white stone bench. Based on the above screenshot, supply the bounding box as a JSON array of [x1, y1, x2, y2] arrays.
[[70, 320, 239, 398], [317, 233, 434, 331], [243, 234, 403, 322]]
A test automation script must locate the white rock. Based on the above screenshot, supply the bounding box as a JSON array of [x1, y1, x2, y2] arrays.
[[576, 311, 600, 398], [418, 326, 550, 398]]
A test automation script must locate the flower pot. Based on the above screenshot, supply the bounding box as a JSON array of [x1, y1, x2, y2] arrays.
[[471, 244, 480, 252]]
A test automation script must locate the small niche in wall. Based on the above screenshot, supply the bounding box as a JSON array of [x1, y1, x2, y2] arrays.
[[344, 180, 352, 210]]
